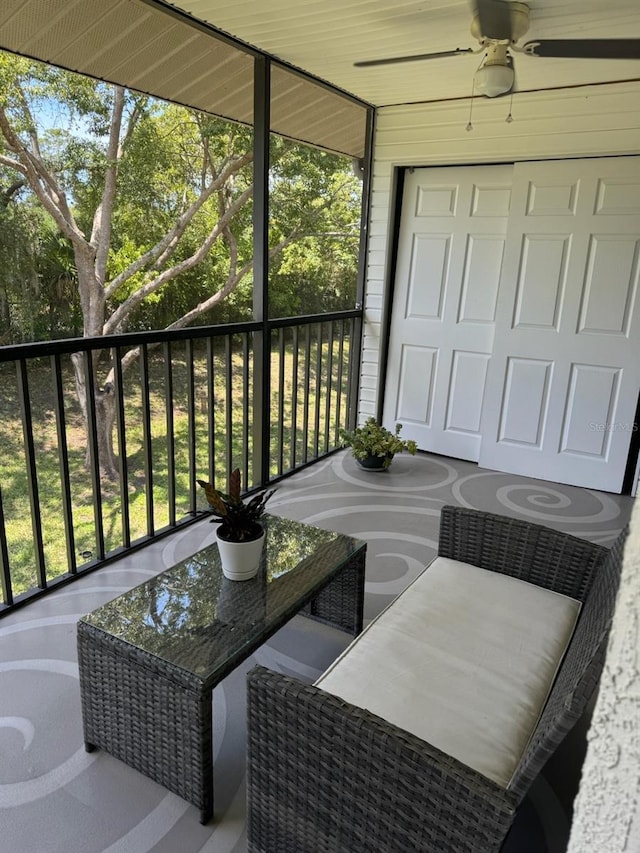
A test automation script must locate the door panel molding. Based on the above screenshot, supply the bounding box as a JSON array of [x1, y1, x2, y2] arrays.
[[479, 156, 640, 492], [384, 164, 512, 461]]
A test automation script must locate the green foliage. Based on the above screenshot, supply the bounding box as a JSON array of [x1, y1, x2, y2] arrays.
[[197, 468, 276, 542], [0, 178, 81, 342], [267, 139, 361, 318], [0, 48, 363, 343], [0, 188, 37, 342], [339, 418, 418, 469]]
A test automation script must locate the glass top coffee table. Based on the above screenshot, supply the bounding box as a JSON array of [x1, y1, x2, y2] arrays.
[[77, 514, 366, 823]]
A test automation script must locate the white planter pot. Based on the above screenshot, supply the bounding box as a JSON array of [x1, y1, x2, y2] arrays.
[[216, 528, 265, 581]]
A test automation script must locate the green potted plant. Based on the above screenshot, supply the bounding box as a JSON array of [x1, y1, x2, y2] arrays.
[[197, 468, 276, 580], [339, 418, 417, 471]]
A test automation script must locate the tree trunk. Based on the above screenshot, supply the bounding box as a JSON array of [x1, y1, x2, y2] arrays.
[[71, 352, 118, 481]]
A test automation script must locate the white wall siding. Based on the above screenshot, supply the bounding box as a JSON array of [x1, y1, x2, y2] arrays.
[[359, 81, 640, 424]]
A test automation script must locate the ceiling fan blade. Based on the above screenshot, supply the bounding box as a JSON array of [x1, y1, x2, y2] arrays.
[[474, 0, 513, 41], [354, 48, 474, 68], [522, 39, 640, 59]]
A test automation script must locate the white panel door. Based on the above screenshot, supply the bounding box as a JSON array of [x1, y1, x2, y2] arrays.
[[479, 157, 640, 492], [383, 164, 512, 460]]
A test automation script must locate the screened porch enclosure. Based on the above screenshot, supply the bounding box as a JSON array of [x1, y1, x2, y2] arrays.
[[0, 5, 373, 616]]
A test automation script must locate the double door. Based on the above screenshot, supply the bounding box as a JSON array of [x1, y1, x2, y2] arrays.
[[383, 157, 640, 492]]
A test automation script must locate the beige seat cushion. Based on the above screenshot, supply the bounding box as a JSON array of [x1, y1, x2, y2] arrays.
[[315, 556, 581, 789]]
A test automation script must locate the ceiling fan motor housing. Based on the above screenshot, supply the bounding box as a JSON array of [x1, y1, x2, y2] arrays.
[[481, 42, 511, 66], [470, 1, 530, 44]]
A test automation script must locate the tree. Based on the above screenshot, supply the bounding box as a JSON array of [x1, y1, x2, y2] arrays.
[[0, 174, 35, 342], [0, 176, 80, 343], [0, 52, 361, 478], [268, 144, 362, 317]]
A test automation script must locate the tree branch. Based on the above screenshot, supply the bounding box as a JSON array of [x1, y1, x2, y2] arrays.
[[0, 106, 87, 247], [111, 190, 332, 376], [103, 150, 253, 300], [103, 183, 254, 334], [120, 96, 146, 151], [0, 153, 27, 176], [91, 85, 125, 285], [109, 166, 343, 339], [11, 79, 81, 229], [0, 178, 26, 209], [163, 228, 301, 331]]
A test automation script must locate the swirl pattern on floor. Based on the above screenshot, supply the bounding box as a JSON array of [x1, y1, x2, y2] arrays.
[[0, 450, 633, 852]]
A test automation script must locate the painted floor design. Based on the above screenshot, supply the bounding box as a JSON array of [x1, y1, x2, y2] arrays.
[[0, 450, 634, 852]]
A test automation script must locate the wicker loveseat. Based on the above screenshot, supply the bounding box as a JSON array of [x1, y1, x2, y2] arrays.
[[246, 505, 628, 853]]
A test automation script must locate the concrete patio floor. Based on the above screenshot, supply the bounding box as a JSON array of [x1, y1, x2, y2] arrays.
[[0, 449, 634, 853]]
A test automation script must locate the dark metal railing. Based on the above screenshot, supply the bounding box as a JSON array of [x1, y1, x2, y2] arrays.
[[0, 311, 360, 615]]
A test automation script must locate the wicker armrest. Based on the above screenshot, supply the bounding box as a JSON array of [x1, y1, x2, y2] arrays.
[[438, 506, 607, 600], [247, 666, 517, 853]]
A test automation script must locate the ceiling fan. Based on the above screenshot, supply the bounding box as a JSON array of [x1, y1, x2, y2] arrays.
[[354, 0, 640, 98]]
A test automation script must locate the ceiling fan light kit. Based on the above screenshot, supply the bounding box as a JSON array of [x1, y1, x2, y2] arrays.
[[474, 62, 514, 97], [474, 42, 514, 97]]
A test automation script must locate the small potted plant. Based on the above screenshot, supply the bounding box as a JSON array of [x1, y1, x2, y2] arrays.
[[197, 468, 276, 580], [339, 418, 417, 471]]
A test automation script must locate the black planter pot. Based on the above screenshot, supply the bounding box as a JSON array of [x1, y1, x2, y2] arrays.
[[357, 453, 392, 471]]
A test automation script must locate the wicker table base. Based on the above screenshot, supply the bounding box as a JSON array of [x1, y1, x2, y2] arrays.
[[77, 515, 365, 824]]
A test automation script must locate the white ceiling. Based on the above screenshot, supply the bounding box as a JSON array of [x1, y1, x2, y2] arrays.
[[1, 0, 637, 157], [170, 0, 640, 106]]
